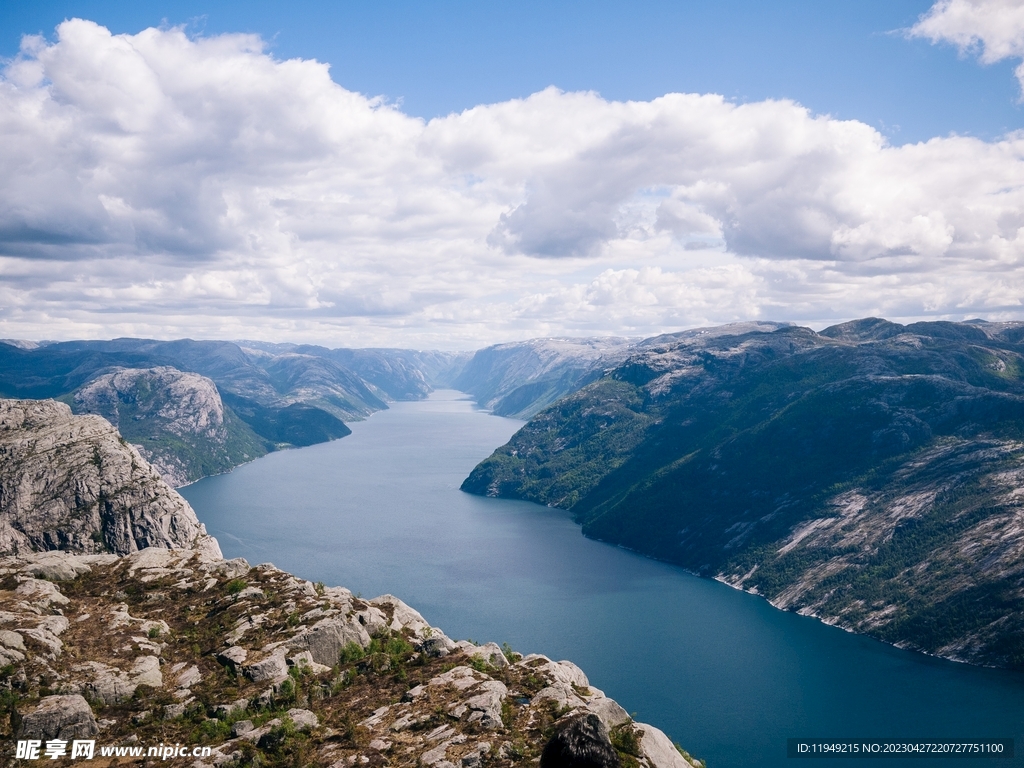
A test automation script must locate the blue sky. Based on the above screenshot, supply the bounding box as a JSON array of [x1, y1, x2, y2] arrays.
[[2, 1, 1020, 143], [1, 1, 1024, 347]]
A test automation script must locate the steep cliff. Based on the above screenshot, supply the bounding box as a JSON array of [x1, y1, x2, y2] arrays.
[[0, 399, 221, 558], [72, 367, 267, 487], [463, 319, 1024, 669]]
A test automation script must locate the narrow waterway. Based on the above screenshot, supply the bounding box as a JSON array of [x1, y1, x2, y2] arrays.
[[181, 391, 1024, 767]]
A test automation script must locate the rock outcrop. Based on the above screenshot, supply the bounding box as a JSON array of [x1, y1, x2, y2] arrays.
[[1, 549, 702, 768], [0, 398, 221, 557]]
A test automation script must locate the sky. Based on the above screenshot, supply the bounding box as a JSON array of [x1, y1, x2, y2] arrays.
[[1, 0, 1024, 348]]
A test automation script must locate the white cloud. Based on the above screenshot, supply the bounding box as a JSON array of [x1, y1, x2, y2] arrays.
[[909, 0, 1024, 92], [1, 19, 1024, 347]]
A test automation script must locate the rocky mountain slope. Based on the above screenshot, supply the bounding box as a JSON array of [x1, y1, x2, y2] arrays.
[[1, 548, 701, 768], [453, 338, 637, 419], [71, 368, 268, 487], [0, 398, 221, 558], [463, 319, 1024, 669]]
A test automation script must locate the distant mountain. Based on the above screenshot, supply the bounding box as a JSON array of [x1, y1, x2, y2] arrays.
[[238, 342, 470, 400], [0, 339, 466, 484], [453, 337, 637, 419], [71, 367, 268, 486], [463, 318, 1024, 669]]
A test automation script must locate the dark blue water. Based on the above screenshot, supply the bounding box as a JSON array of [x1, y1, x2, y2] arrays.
[[181, 391, 1024, 767]]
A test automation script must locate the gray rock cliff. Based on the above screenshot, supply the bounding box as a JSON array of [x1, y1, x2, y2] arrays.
[[0, 398, 221, 557]]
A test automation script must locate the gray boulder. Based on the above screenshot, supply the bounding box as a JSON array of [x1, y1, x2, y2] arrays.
[[462, 680, 508, 729], [242, 649, 289, 683], [287, 708, 319, 730], [17, 694, 99, 740], [286, 616, 370, 667]]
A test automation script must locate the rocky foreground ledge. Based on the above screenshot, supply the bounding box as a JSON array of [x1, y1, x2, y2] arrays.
[[1, 548, 702, 768]]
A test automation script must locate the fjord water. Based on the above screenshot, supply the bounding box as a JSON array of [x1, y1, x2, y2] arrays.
[[181, 391, 1024, 767]]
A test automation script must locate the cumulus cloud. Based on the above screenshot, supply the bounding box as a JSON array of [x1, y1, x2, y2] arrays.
[[1, 19, 1024, 346], [910, 0, 1024, 92]]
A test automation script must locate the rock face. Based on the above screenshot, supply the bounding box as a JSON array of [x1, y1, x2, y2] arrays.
[[0, 398, 221, 557], [1, 549, 702, 768], [72, 366, 267, 487], [463, 319, 1024, 669]]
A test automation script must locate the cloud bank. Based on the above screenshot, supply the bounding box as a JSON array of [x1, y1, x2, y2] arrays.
[[1, 18, 1023, 346]]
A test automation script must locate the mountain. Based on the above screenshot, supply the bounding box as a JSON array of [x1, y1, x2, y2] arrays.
[[0, 398, 221, 557], [463, 318, 1024, 669], [453, 338, 637, 419], [70, 367, 268, 487]]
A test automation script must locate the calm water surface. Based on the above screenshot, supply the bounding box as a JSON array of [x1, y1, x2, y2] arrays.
[[181, 391, 1024, 767]]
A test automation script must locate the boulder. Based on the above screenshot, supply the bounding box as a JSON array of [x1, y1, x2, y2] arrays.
[[288, 650, 331, 674], [287, 708, 319, 730], [638, 723, 700, 768], [15, 578, 70, 607], [201, 557, 250, 580], [20, 551, 95, 581], [464, 642, 508, 669], [216, 646, 248, 670], [0, 629, 25, 651], [242, 649, 289, 683], [16, 694, 98, 740], [585, 696, 631, 728], [353, 606, 389, 635], [287, 616, 370, 667], [371, 594, 430, 635], [462, 680, 508, 729]]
